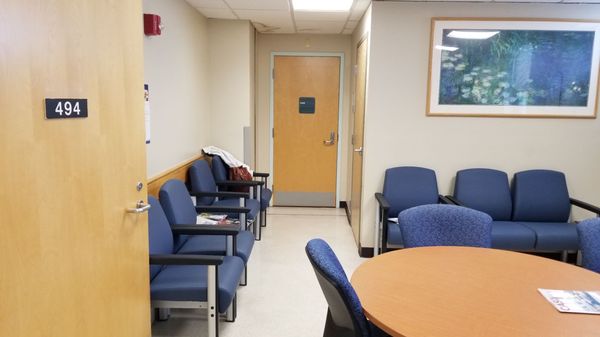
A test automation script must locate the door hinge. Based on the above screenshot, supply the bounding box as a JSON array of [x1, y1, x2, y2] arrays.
[[272, 128, 274, 138], [353, 64, 358, 76], [272, 68, 275, 79]]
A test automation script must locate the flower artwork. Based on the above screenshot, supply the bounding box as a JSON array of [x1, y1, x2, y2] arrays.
[[427, 19, 600, 118]]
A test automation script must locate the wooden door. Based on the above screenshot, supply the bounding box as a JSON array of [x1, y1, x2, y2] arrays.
[[0, 1, 150, 337], [273, 56, 340, 207], [350, 39, 368, 243]]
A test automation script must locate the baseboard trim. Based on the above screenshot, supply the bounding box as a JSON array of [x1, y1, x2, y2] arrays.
[[339, 201, 350, 223], [147, 154, 204, 197], [358, 245, 374, 258]]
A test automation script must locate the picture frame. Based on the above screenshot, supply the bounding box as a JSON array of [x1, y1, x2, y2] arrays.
[[427, 18, 600, 118]]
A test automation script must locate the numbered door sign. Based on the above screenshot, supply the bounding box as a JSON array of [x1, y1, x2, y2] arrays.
[[45, 98, 88, 119]]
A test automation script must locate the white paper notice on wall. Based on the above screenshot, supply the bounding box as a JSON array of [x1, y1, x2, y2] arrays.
[[144, 84, 151, 144]]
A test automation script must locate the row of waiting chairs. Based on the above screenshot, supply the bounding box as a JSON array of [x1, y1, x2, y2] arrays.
[[148, 158, 271, 337], [376, 167, 600, 254]]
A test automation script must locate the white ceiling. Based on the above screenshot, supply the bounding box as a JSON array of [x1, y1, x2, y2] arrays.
[[186, 0, 371, 34], [186, 0, 600, 35]]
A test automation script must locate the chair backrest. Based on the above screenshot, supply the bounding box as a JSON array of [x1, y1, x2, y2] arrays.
[[305, 239, 370, 337], [189, 160, 218, 205], [211, 155, 229, 182], [148, 196, 175, 280], [399, 204, 493, 248], [511, 170, 571, 222], [577, 217, 600, 273], [159, 179, 198, 226], [454, 168, 512, 221], [383, 166, 439, 217]]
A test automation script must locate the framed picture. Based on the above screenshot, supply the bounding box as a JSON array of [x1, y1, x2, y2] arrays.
[[427, 18, 600, 118]]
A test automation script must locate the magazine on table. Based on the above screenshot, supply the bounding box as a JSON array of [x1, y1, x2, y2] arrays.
[[538, 289, 600, 315], [197, 214, 240, 225]]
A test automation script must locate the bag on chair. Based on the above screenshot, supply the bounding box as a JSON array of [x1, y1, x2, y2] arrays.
[[229, 166, 253, 192]]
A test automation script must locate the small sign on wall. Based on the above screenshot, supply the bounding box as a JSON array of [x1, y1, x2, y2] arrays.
[[45, 98, 88, 119], [299, 97, 315, 114]]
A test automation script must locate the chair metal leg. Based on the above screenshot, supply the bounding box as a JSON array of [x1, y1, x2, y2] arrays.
[[576, 250, 582, 266], [561, 250, 568, 262], [226, 295, 236, 322], [157, 308, 170, 321], [240, 266, 247, 286], [208, 265, 219, 337]]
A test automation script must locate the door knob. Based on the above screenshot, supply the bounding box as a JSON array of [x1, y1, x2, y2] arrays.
[[126, 200, 151, 213], [323, 131, 336, 146]]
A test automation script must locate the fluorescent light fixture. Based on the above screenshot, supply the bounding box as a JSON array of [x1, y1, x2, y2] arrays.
[[447, 30, 500, 40], [292, 0, 353, 11], [435, 45, 459, 52]]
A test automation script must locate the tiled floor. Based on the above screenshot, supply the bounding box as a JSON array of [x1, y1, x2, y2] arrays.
[[152, 207, 365, 337]]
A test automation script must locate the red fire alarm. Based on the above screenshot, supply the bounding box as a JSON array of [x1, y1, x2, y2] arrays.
[[144, 14, 162, 36]]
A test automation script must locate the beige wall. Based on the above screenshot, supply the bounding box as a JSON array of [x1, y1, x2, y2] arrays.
[[359, 2, 600, 248], [208, 20, 255, 161], [255, 34, 353, 201], [144, 0, 210, 177]]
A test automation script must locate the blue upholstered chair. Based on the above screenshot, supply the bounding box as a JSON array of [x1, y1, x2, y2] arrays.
[[398, 204, 493, 248], [148, 196, 245, 335], [576, 217, 600, 273], [375, 166, 450, 253], [211, 155, 272, 238], [159, 179, 255, 285], [305, 239, 388, 337], [190, 160, 263, 240], [511, 170, 584, 254], [450, 168, 536, 250]]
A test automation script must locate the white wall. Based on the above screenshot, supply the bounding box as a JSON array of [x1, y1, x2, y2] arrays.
[[360, 2, 600, 247], [255, 34, 353, 201], [208, 20, 255, 161], [144, 0, 210, 177]]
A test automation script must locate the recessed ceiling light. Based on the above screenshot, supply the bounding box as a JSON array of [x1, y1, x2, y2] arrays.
[[292, 0, 353, 12], [447, 31, 500, 40], [435, 45, 459, 51]]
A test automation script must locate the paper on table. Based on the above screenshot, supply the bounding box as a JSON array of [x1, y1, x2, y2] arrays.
[[538, 288, 600, 315]]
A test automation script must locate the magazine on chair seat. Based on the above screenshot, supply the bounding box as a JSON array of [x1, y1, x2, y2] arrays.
[[538, 289, 600, 314]]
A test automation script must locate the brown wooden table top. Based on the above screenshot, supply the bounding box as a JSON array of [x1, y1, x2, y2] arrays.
[[351, 247, 600, 337]]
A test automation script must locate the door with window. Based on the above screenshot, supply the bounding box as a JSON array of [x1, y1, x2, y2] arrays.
[[0, 1, 150, 336], [272, 55, 341, 207]]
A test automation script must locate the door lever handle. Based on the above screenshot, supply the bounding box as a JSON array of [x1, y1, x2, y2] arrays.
[[126, 200, 151, 213], [323, 131, 336, 146], [354, 147, 363, 153]]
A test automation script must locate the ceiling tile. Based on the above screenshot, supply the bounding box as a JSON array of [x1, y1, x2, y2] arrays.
[[349, 0, 371, 20], [186, 0, 228, 9], [235, 10, 294, 33], [562, 0, 600, 2], [195, 7, 238, 19], [225, 0, 290, 10], [235, 9, 292, 21], [342, 28, 354, 35], [255, 23, 296, 33], [294, 11, 350, 21], [345, 20, 358, 29], [296, 20, 346, 34]]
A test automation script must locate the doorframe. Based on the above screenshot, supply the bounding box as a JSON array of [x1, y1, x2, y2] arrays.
[[269, 51, 345, 207]]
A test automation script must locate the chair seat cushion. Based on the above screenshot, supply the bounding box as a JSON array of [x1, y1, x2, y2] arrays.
[[213, 198, 260, 220], [491, 221, 536, 251], [176, 230, 254, 263], [260, 188, 272, 210], [387, 222, 404, 247], [519, 222, 579, 251], [150, 256, 244, 313]]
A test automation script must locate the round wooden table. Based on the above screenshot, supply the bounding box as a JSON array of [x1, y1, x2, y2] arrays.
[[351, 247, 600, 337]]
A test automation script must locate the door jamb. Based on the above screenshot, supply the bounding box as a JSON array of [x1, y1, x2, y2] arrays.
[[269, 51, 345, 207]]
